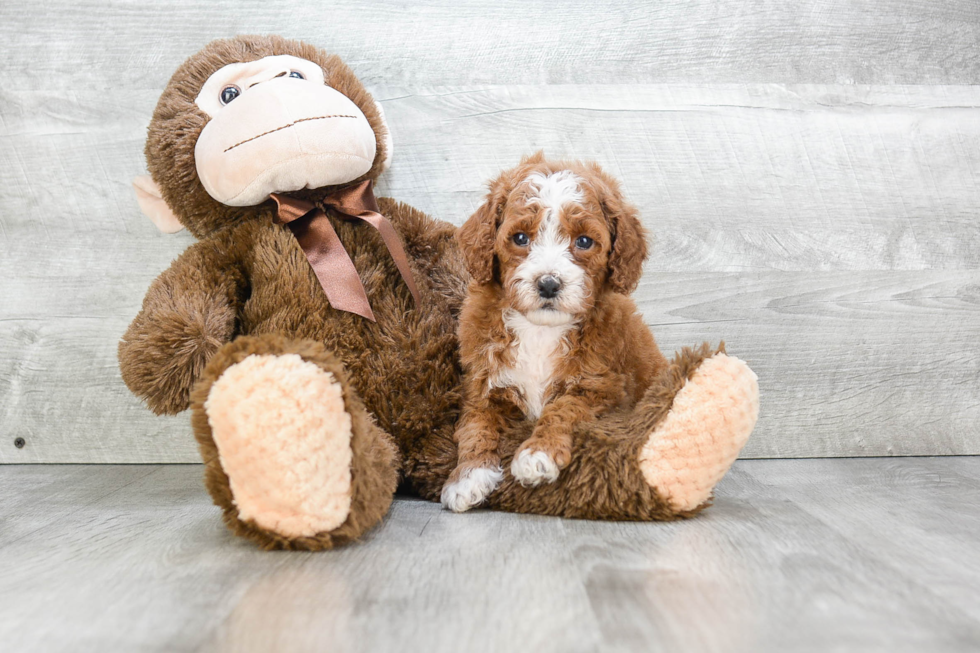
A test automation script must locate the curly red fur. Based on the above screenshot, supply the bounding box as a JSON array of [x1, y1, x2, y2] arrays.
[[448, 156, 668, 498], [590, 163, 648, 294]]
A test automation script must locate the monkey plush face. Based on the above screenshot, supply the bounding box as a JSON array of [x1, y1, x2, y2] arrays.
[[194, 54, 377, 206], [136, 36, 391, 237]]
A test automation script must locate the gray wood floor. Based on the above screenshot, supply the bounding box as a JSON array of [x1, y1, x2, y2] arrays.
[[2, 459, 979, 652]]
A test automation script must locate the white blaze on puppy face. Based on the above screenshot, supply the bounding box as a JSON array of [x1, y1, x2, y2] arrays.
[[510, 171, 588, 321]]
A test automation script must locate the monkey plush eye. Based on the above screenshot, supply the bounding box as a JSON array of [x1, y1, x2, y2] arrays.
[[512, 233, 529, 247], [575, 235, 594, 250], [219, 85, 241, 105], [288, 71, 305, 79]]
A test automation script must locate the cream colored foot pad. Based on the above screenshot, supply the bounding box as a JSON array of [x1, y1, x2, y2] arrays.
[[205, 354, 354, 537], [639, 353, 759, 511]]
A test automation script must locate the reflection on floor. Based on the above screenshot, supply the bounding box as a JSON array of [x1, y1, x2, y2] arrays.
[[1, 458, 979, 652]]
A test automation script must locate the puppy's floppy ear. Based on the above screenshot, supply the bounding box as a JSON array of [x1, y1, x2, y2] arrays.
[[457, 175, 510, 284], [593, 168, 647, 294]]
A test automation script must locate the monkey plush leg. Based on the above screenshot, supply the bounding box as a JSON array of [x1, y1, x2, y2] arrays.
[[635, 346, 759, 513], [486, 344, 758, 520], [190, 334, 398, 550]]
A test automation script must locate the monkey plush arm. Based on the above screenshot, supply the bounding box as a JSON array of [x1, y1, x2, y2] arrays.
[[118, 238, 247, 415], [377, 197, 468, 315]]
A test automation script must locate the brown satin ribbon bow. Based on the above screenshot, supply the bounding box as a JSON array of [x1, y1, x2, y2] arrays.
[[270, 179, 420, 322]]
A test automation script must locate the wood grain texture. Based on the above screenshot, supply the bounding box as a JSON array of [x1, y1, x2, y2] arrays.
[[1, 2, 979, 462], [3, 83, 979, 462], [376, 84, 980, 272], [1, 459, 979, 652], [644, 270, 980, 458], [1, 0, 979, 88]]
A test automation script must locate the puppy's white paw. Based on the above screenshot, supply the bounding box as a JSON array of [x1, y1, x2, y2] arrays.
[[441, 466, 504, 513], [511, 449, 560, 487]]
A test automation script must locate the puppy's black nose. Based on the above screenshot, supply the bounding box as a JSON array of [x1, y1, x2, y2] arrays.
[[536, 275, 562, 299]]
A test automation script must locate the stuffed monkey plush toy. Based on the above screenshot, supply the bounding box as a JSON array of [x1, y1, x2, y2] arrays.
[[120, 35, 759, 551]]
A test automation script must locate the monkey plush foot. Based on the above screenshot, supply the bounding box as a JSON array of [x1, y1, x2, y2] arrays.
[[191, 335, 398, 550], [638, 353, 759, 512], [205, 353, 355, 537]]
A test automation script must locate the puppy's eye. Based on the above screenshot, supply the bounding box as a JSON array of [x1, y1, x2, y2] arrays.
[[512, 232, 529, 247], [288, 70, 305, 79], [220, 86, 241, 105], [575, 235, 594, 250]]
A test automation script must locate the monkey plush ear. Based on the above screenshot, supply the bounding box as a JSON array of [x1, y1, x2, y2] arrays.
[[132, 175, 183, 233], [374, 100, 393, 172]]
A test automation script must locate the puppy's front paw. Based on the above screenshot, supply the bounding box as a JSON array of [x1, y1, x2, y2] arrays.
[[441, 466, 504, 513], [511, 449, 561, 487]]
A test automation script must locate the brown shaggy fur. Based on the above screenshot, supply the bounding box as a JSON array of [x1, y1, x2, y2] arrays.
[[451, 155, 668, 482], [119, 36, 464, 548], [120, 36, 739, 550], [141, 35, 391, 240], [487, 343, 725, 520], [190, 335, 399, 550]]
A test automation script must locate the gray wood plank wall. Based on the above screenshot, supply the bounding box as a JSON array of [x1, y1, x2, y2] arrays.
[[1, 1, 978, 462]]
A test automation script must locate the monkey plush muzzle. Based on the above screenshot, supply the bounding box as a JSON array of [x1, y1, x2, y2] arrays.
[[194, 55, 377, 207]]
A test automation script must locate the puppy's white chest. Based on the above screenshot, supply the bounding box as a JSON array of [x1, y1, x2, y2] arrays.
[[492, 312, 573, 420]]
